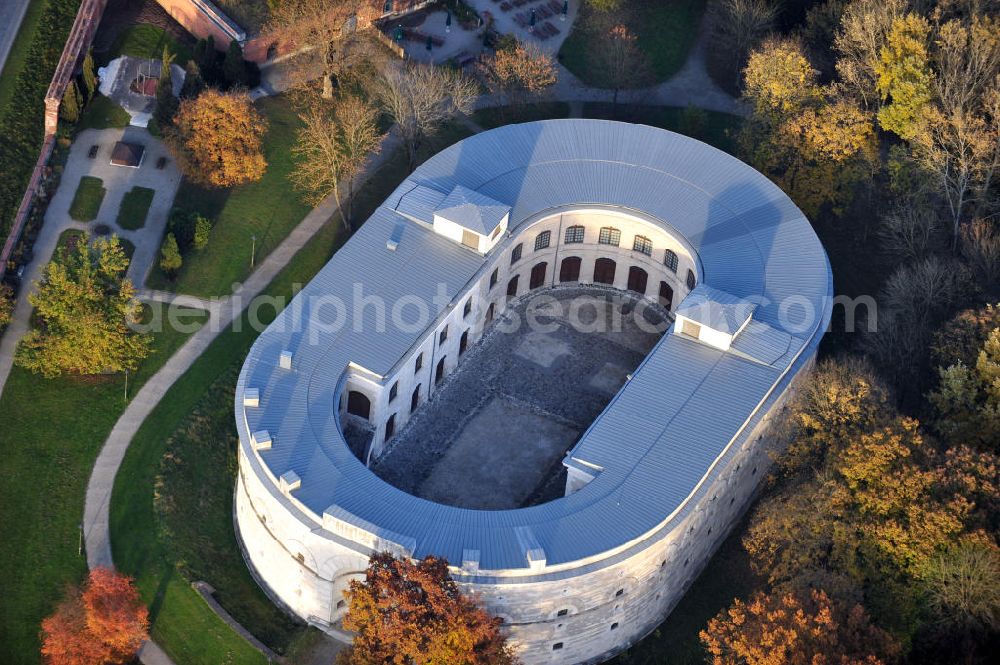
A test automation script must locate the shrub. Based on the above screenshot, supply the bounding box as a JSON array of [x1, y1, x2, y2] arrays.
[[159, 232, 182, 275], [192, 215, 212, 250]]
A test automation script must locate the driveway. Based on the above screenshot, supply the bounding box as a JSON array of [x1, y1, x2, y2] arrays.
[[0, 126, 179, 400]]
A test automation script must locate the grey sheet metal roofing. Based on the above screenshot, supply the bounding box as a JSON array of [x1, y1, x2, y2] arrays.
[[235, 120, 833, 575], [434, 184, 511, 235]]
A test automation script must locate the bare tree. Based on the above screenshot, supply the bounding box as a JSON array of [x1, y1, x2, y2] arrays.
[[959, 218, 1000, 294], [877, 203, 944, 260], [266, 0, 383, 98], [711, 0, 779, 89], [593, 24, 653, 112], [370, 63, 477, 173], [291, 95, 385, 231], [478, 40, 557, 120], [834, 0, 907, 110]]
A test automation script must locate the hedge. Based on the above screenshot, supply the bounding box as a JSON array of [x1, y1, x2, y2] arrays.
[[0, 0, 82, 245]]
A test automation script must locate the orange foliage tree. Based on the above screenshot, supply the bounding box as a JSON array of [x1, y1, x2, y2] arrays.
[[41, 568, 148, 665], [339, 552, 518, 665], [168, 89, 268, 188], [700, 588, 900, 665]]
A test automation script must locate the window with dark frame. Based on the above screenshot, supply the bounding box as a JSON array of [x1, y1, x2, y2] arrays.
[[511, 243, 523, 264], [463, 299, 472, 317], [414, 352, 423, 373], [439, 326, 448, 345], [633, 235, 652, 256], [384, 413, 396, 440], [564, 225, 584, 244], [598, 227, 621, 246], [489, 268, 498, 289], [664, 249, 679, 273], [686, 269, 697, 290], [388, 382, 398, 403], [534, 230, 551, 250], [552, 643, 563, 651]]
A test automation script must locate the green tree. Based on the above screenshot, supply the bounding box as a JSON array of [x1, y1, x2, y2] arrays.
[[82, 48, 97, 103], [159, 232, 182, 276], [60, 80, 82, 123], [0, 284, 13, 329], [15, 235, 150, 378], [180, 60, 205, 99], [875, 14, 932, 140], [155, 46, 178, 127], [192, 215, 212, 250], [929, 327, 1000, 450], [223, 39, 248, 88]]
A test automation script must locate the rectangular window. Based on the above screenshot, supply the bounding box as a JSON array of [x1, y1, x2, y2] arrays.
[[632, 235, 652, 256], [489, 268, 498, 289], [681, 319, 701, 339], [388, 382, 398, 403], [534, 230, 551, 251], [663, 249, 679, 273], [564, 225, 584, 244], [598, 227, 621, 246], [439, 326, 448, 345], [552, 643, 563, 651], [461, 229, 479, 249], [414, 352, 423, 372], [510, 243, 523, 264]]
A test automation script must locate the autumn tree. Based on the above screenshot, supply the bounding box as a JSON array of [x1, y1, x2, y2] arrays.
[[41, 568, 148, 665], [15, 235, 150, 378], [339, 552, 518, 665], [740, 37, 876, 216], [478, 40, 557, 118], [291, 94, 384, 230], [834, 0, 907, 111], [875, 14, 933, 140], [370, 63, 477, 172], [266, 0, 380, 98], [959, 220, 1000, 294], [932, 304, 1000, 371], [592, 24, 653, 110], [168, 89, 268, 188], [700, 588, 900, 665]]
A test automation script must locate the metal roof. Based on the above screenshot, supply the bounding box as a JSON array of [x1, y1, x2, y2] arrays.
[[674, 284, 756, 335], [434, 185, 511, 235], [235, 120, 833, 576]]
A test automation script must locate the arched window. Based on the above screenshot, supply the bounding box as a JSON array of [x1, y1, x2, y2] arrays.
[[346, 391, 371, 420], [598, 227, 621, 246], [489, 267, 498, 289], [534, 230, 551, 250], [410, 385, 421, 413], [510, 243, 523, 265], [559, 256, 581, 282], [594, 258, 616, 284], [459, 329, 469, 355], [529, 262, 547, 289], [632, 235, 652, 256], [564, 225, 584, 244], [506, 275, 519, 297], [435, 357, 446, 384], [663, 249, 679, 273], [627, 266, 648, 294], [384, 414, 396, 440], [659, 281, 674, 310], [686, 269, 696, 290]]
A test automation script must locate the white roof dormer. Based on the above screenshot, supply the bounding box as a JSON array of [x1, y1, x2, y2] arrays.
[[673, 284, 757, 351], [432, 185, 510, 254]]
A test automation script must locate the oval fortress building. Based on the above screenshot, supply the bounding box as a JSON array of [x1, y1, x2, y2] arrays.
[[234, 120, 833, 663]]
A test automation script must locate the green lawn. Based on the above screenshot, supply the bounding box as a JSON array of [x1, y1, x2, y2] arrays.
[[77, 93, 131, 131], [68, 175, 106, 221], [0, 0, 57, 110], [146, 96, 311, 297], [471, 102, 571, 130], [107, 23, 192, 66], [116, 186, 155, 230], [583, 103, 742, 155], [560, 0, 707, 87], [0, 308, 206, 665]]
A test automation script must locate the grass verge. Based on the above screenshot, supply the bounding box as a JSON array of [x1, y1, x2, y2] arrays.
[[116, 186, 155, 230], [77, 93, 131, 131], [0, 0, 53, 110], [559, 0, 706, 86], [108, 23, 192, 66], [68, 175, 106, 221], [0, 307, 207, 664]]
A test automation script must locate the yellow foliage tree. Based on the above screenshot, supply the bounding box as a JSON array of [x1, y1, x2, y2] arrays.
[[168, 89, 268, 188], [874, 14, 933, 140]]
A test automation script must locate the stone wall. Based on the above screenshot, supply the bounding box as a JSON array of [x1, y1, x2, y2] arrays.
[[151, 0, 244, 50]]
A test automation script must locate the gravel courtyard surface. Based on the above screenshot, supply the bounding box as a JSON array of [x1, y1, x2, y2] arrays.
[[368, 287, 670, 509]]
